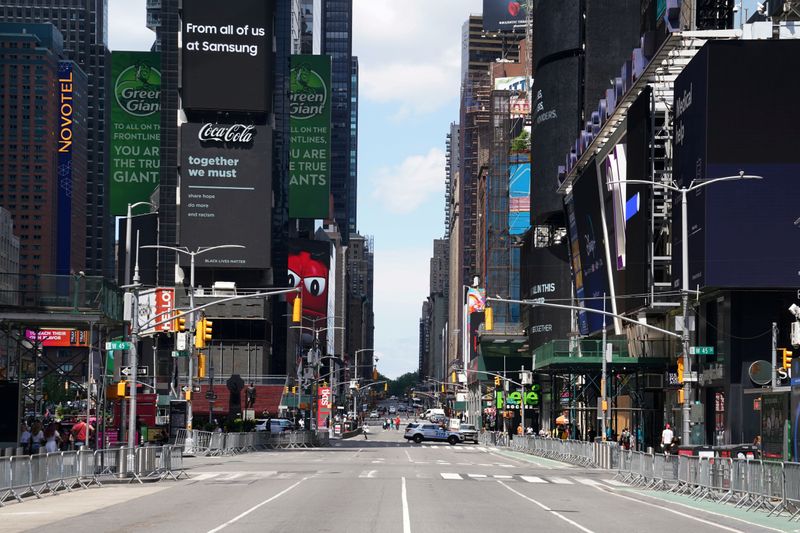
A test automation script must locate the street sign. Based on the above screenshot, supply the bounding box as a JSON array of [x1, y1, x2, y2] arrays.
[[171, 350, 189, 358], [181, 386, 190, 392], [176, 331, 188, 351], [690, 346, 715, 355], [105, 340, 132, 351], [205, 391, 218, 400], [121, 366, 149, 377]]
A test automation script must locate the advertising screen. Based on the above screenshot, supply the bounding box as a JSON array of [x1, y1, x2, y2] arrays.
[[521, 244, 572, 348], [532, 0, 581, 66], [483, 0, 528, 32], [289, 55, 331, 219], [25, 329, 89, 347], [181, 0, 272, 112], [762, 393, 788, 460], [110, 51, 161, 215], [571, 161, 611, 334], [673, 40, 800, 289], [509, 154, 531, 235], [531, 56, 581, 224], [287, 239, 331, 322], [179, 122, 272, 268]]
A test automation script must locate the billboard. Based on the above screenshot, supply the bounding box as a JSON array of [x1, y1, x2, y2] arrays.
[[483, 0, 528, 32], [532, 0, 581, 67], [25, 329, 89, 347], [179, 122, 272, 268], [110, 51, 161, 215], [317, 386, 332, 429], [181, 0, 272, 112], [509, 154, 530, 235], [762, 393, 788, 460], [289, 55, 331, 219], [570, 161, 611, 334], [521, 244, 572, 348], [137, 288, 175, 336], [287, 239, 331, 322], [673, 40, 800, 289]]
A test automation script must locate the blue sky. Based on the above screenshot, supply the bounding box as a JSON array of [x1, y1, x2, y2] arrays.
[[109, 0, 482, 379]]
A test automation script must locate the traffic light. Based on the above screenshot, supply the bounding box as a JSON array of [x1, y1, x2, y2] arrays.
[[485, 307, 494, 331], [117, 380, 126, 397], [677, 358, 685, 384], [292, 386, 297, 394], [284, 386, 289, 394], [198, 353, 206, 379], [195, 317, 213, 348], [384, 382, 388, 392], [176, 316, 187, 332], [372, 367, 378, 381], [494, 376, 501, 387], [185, 389, 191, 401], [292, 297, 302, 323], [783, 348, 794, 370]]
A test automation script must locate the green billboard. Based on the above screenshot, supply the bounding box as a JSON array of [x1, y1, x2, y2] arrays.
[[110, 51, 161, 215], [289, 55, 331, 219]]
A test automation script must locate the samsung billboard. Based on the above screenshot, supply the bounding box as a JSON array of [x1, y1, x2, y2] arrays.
[[181, 0, 272, 112], [672, 40, 800, 289], [179, 122, 272, 268]]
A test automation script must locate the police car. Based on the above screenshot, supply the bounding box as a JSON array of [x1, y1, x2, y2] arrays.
[[404, 422, 464, 445]]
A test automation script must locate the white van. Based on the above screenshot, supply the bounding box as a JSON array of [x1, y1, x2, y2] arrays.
[[421, 408, 445, 420]]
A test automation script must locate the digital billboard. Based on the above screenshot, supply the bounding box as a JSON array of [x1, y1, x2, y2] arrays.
[[25, 329, 89, 347], [532, 0, 581, 67], [110, 51, 161, 216], [570, 161, 611, 334], [289, 55, 331, 219], [531, 56, 581, 224], [521, 244, 572, 348], [288, 239, 331, 322], [179, 122, 272, 268], [673, 40, 800, 289], [181, 0, 272, 112], [483, 0, 528, 32], [509, 154, 530, 235]]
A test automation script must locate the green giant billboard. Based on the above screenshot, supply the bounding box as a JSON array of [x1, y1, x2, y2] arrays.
[[110, 51, 161, 215], [289, 55, 331, 219]]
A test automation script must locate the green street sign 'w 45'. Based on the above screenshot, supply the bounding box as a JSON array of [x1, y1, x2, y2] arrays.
[[106, 341, 132, 351], [690, 346, 714, 355]]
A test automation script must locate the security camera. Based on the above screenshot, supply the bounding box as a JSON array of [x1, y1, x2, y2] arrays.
[[789, 303, 800, 318]]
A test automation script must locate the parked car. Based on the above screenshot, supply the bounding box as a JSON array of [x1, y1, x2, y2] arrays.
[[369, 411, 380, 419], [422, 408, 445, 420], [404, 423, 463, 445], [254, 419, 269, 432], [459, 424, 479, 443], [270, 419, 293, 433]]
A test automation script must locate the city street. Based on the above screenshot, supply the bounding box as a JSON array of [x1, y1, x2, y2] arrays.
[[0, 422, 792, 533]]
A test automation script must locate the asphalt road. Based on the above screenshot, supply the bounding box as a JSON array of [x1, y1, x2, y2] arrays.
[[1, 422, 793, 533]]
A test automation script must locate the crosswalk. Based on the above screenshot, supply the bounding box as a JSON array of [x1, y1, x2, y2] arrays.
[[189, 471, 289, 483], [439, 473, 623, 486], [419, 445, 489, 452]]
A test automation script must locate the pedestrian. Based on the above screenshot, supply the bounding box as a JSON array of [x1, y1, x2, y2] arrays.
[[19, 423, 31, 454], [30, 421, 44, 454], [43, 423, 61, 453], [363, 424, 369, 440], [587, 426, 597, 442], [516, 423, 523, 436], [395, 416, 401, 430], [661, 423, 674, 453], [71, 418, 94, 449]]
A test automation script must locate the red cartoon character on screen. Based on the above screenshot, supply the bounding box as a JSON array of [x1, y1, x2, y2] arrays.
[[288, 250, 329, 319]]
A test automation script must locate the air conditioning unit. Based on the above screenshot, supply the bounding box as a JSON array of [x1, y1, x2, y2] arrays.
[[644, 374, 664, 390]]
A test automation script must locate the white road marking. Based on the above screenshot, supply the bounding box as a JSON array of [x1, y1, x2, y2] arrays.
[[602, 479, 627, 487], [207, 477, 308, 533], [441, 473, 463, 480], [520, 476, 547, 483], [436, 461, 451, 465], [467, 474, 487, 478], [478, 463, 493, 467], [548, 477, 573, 484], [575, 478, 601, 486], [499, 481, 596, 533], [193, 473, 216, 481], [359, 470, 378, 478], [404, 449, 413, 463], [497, 464, 514, 468], [401, 477, 411, 533], [221, 473, 243, 480], [591, 485, 749, 533], [493, 475, 513, 479]]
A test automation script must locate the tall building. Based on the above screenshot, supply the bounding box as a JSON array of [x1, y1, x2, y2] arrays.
[[346, 233, 374, 379], [0, 23, 86, 285], [0, 0, 111, 277], [430, 239, 448, 295], [320, 0, 356, 240], [0, 207, 20, 305], [348, 56, 358, 234]]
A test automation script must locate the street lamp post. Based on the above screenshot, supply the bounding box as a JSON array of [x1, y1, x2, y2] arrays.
[[609, 171, 763, 445], [140, 244, 244, 433]]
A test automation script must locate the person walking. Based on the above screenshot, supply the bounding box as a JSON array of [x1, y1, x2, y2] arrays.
[[661, 423, 674, 453], [19, 423, 31, 454], [71, 418, 93, 449], [395, 416, 401, 430], [30, 421, 44, 454], [43, 423, 61, 453], [363, 423, 369, 440]]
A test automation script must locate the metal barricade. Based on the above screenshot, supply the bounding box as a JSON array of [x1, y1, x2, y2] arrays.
[[8, 456, 31, 503], [29, 453, 48, 496], [134, 446, 160, 482], [784, 462, 800, 521], [208, 432, 225, 456]]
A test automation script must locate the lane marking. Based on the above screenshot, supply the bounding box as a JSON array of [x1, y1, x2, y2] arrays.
[[467, 474, 487, 478], [521, 476, 547, 483], [592, 486, 748, 533], [441, 473, 463, 480], [498, 481, 596, 533], [401, 477, 411, 533], [602, 479, 627, 487], [494, 475, 513, 479], [207, 477, 308, 533], [575, 478, 601, 486], [359, 470, 378, 479], [548, 477, 573, 484], [404, 449, 413, 463], [497, 464, 514, 468]]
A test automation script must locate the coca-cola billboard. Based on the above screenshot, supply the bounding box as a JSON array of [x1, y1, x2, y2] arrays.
[[179, 121, 272, 268]]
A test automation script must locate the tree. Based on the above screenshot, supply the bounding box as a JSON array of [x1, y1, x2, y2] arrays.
[[510, 130, 530, 153]]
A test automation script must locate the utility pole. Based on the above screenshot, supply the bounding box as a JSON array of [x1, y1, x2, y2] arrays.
[[601, 294, 607, 441], [127, 232, 142, 449], [772, 322, 778, 388]]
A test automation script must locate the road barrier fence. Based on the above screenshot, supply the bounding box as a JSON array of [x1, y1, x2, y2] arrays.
[[480, 432, 800, 521]]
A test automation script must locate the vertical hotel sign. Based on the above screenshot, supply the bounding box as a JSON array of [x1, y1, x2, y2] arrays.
[[289, 55, 331, 219], [56, 61, 74, 275], [110, 51, 161, 215]]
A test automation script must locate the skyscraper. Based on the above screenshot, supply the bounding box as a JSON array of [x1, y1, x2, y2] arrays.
[[0, 1, 111, 277]]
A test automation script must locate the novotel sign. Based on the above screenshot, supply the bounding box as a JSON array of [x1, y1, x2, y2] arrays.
[[496, 385, 541, 409], [198, 123, 255, 144]]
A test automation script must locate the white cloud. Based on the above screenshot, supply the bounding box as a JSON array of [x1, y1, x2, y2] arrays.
[[371, 148, 445, 214], [372, 247, 432, 378], [108, 0, 153, 51], [354, 0, 482, 117]]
